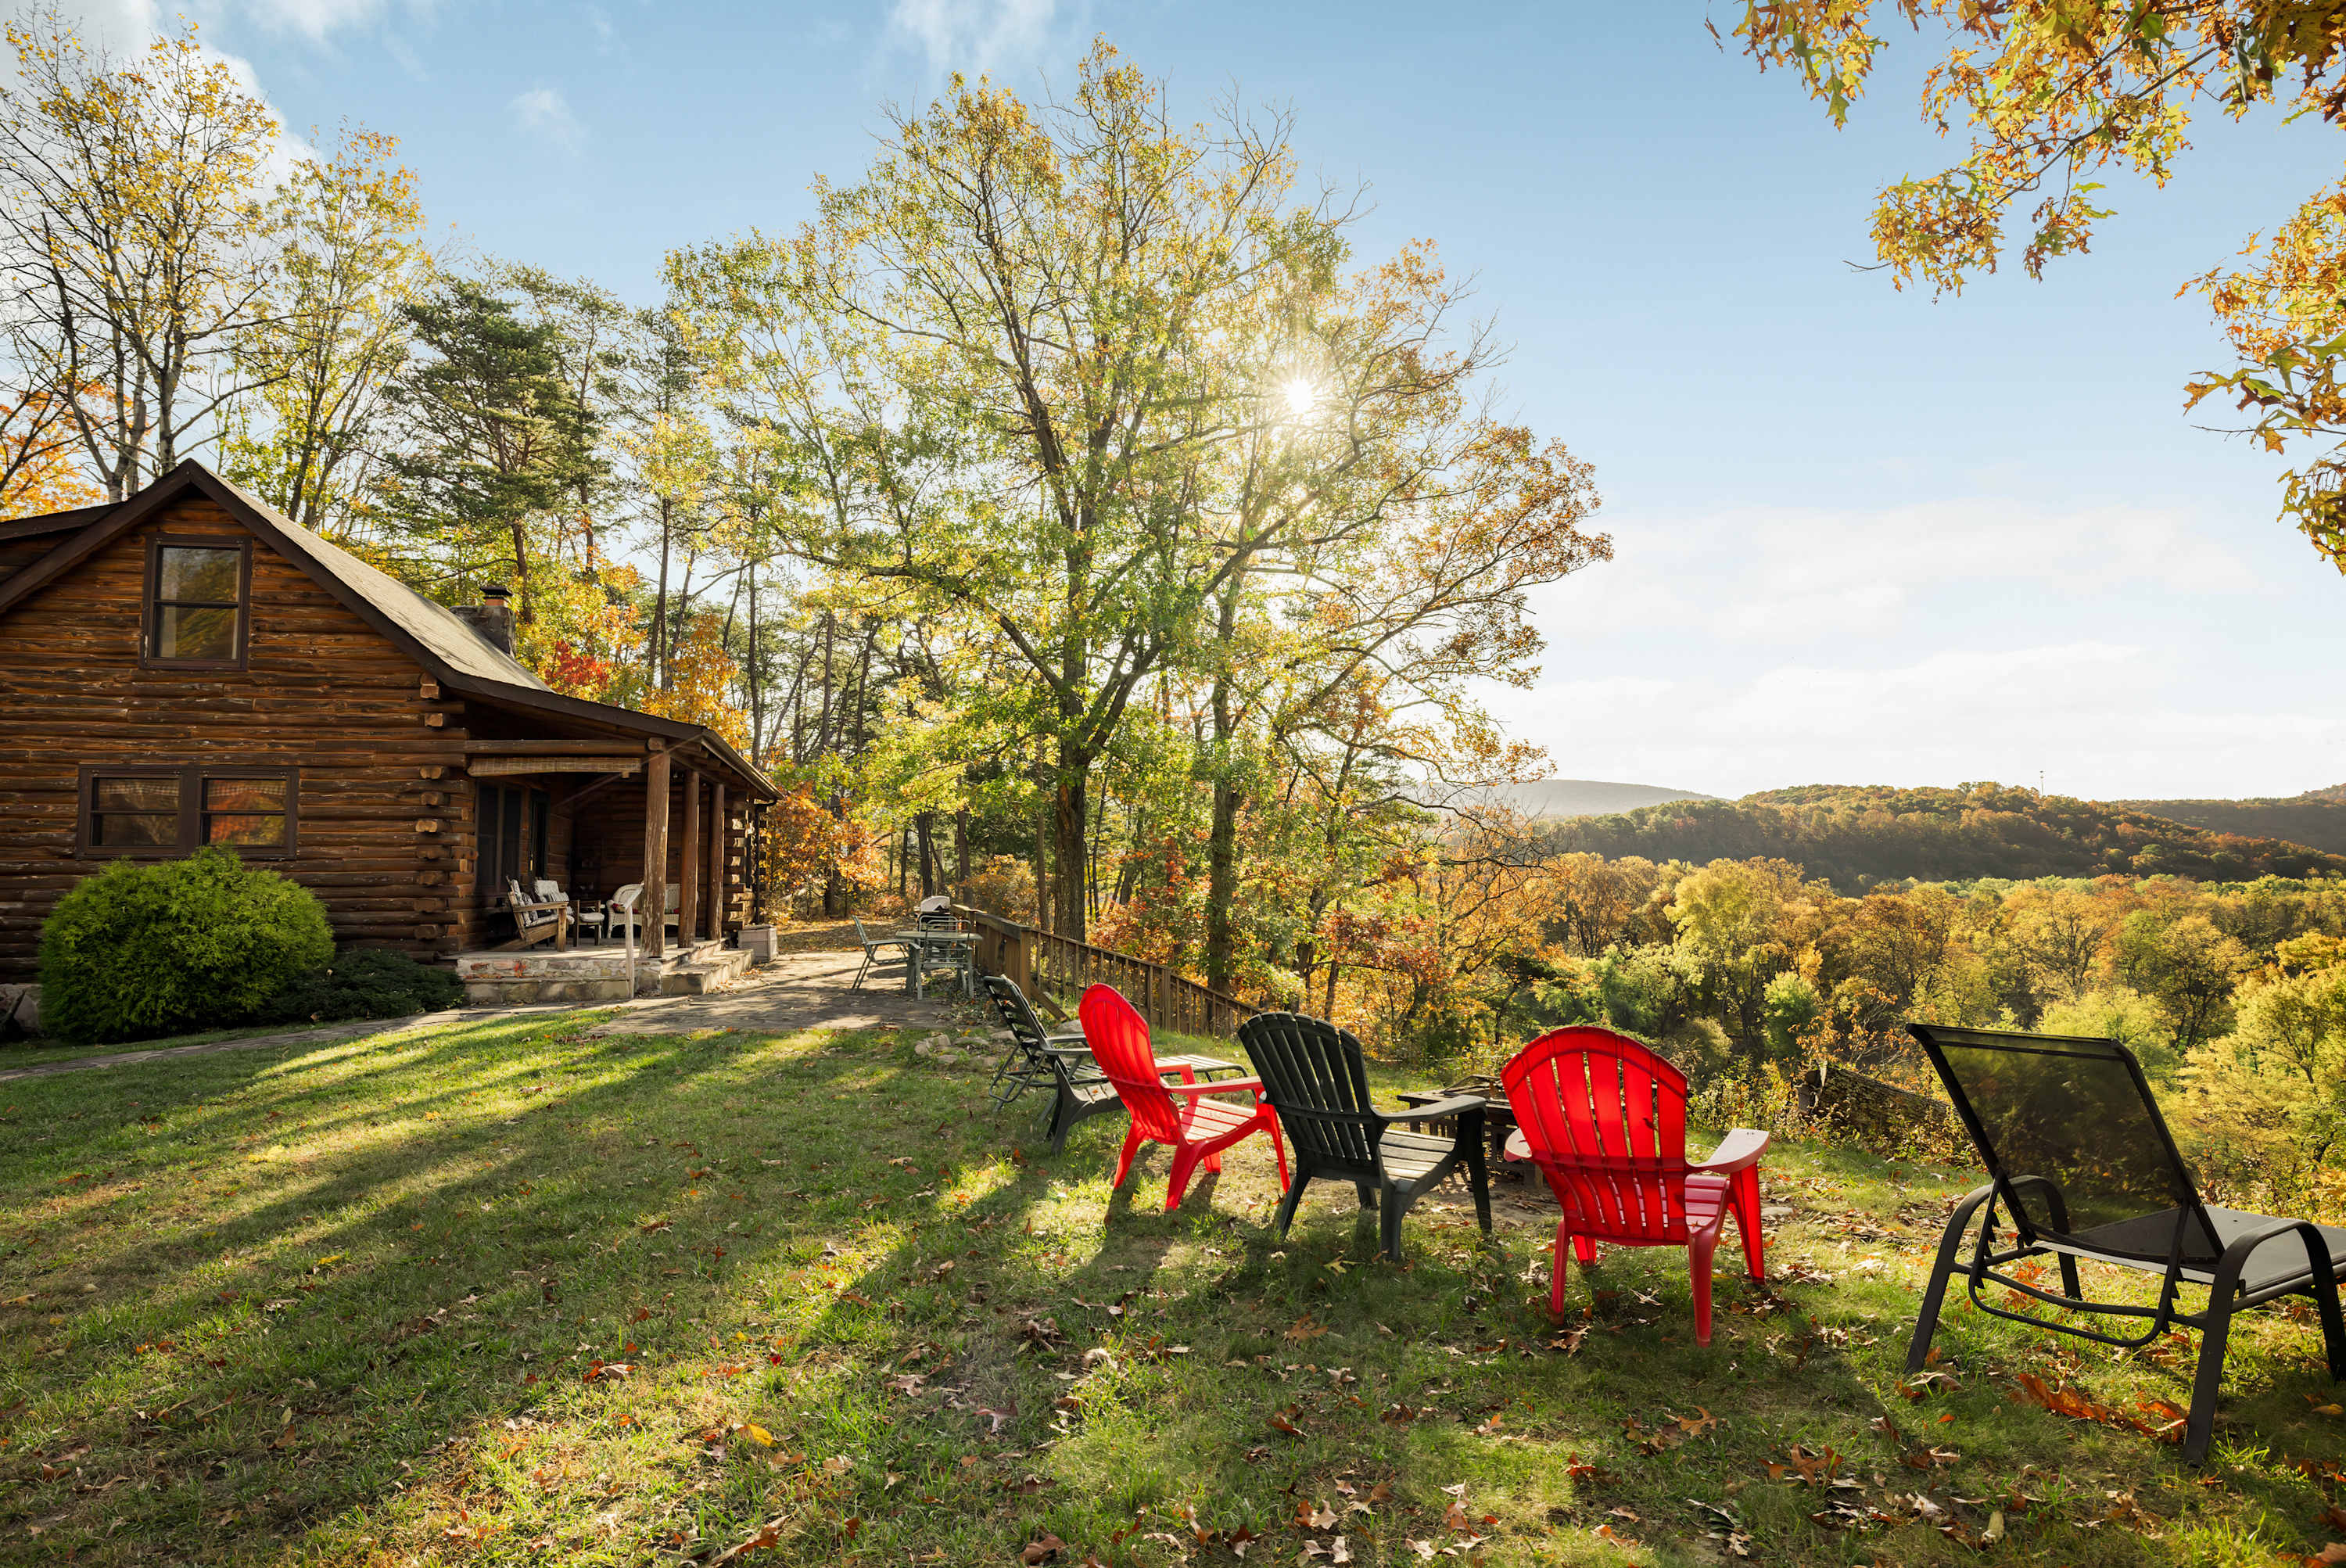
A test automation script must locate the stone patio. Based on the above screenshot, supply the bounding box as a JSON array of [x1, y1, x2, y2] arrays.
[[583, 948, 978, 1035]]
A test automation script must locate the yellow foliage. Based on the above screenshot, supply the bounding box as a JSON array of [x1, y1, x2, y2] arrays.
[[640, 610, 748, 753]]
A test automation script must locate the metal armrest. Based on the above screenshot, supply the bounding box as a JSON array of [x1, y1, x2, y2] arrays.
[[1690, 1128, 1770, 1174], [1042, 1029, 1088, 1045], [1042, 1044, 1094, 1060]]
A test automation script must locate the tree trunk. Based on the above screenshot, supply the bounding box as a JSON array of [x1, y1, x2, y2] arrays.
[[745, 558, 762, 766], [1204, 775, 1242, 992], [954, 809, 970, 887], [1052, 762, 1088, 942], [652, 497, 672, 687], [509, 518, 533, 625], [1203, 583, 1244, 990], [1032, 793, 1053, 934], [915, 813, 937, 899]]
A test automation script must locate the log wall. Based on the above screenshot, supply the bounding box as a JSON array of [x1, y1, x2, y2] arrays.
[[0, 497, 464, 978]]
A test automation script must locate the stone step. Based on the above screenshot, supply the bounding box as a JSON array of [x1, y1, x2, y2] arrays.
[[658, 945, 755, 996]]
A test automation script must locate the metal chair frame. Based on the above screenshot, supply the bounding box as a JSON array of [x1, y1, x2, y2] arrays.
[[1907, 1021, 2346, 1463]]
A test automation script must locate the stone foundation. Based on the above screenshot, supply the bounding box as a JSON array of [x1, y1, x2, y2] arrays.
[[454, 942, 752, 1006]]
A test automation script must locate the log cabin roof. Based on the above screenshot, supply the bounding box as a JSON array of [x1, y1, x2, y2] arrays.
[[0, 461, 778, 799]]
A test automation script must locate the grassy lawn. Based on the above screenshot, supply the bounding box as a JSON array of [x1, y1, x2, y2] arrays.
[[0, 1021, 353, 1073], [7, 1013, 2346, 1566]]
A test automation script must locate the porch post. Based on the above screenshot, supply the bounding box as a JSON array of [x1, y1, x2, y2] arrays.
[[642, 748, 670, 963], [680, 769, 702, 950], [710, 780, 728, 939]]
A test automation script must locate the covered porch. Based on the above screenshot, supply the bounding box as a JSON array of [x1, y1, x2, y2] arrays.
[[450, 730, 773, 1001]]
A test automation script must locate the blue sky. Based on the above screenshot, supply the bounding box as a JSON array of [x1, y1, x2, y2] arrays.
[[58, 0, 2346, 800]]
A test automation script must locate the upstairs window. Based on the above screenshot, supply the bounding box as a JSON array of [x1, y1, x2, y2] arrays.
[[78, 766, 297, 858], [145, 536, 249, 666]]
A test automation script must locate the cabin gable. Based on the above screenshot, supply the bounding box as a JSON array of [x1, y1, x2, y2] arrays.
[[0, 492, 466, 976]]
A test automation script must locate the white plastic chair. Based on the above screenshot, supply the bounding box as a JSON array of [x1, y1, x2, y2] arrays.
[[612, 883, 645, 996]]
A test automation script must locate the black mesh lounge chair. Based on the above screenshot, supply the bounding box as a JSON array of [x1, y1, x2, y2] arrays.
[[1907, 1022, 2346, 1463], [981, 975, 1241, 1153], [1239, 1011, 1493, 1261]]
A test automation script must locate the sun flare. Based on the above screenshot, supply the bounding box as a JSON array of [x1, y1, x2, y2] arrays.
[[1280, 375, 1318, 418]]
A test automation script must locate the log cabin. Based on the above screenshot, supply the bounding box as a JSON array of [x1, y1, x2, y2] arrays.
[[0, 461, 775, 996]]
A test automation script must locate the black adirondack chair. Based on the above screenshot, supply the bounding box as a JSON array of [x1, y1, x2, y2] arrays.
[[1907, 1022, 2346, 1463], [981, 975, 1241, 1153], [1239, 1010, 1493, 1261]]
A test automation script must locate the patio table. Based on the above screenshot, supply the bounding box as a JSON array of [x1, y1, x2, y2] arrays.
[[898, 929, 978, 1000], [1397, 1086, 1520, 1171]]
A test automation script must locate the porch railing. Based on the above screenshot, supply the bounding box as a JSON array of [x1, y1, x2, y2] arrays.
[[951, 906, 1256, 1040]]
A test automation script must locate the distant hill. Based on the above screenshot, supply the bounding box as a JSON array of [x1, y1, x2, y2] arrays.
[[1535, 781, 2346, 891], [2109, 784, 2346, 855], [1448, 779, 1717, 821]]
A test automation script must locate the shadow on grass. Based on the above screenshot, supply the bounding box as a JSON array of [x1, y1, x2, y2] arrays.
[[5, 1019, 2346, 1566]]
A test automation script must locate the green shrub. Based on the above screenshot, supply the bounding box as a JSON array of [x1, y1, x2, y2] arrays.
[[39, 846, 334, 1045], [264, 948, 463, 1024]]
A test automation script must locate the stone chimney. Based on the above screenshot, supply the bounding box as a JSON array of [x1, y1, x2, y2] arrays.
[[454, 584, 515, 655]]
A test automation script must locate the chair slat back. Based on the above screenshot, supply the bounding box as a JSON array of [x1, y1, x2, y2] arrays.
[[1504, 1026, 1695, 1243], [1239, 1012, 1380, 1173], [508, 877, 554, 929], [1079, 985, 1180, 1141], [984, 975, 1055, 1071]]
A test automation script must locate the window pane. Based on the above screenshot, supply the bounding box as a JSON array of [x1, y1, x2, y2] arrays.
[[205, 813, 285, 847], [203, 777, 285, 812], [95, 776, 177, 813], [155, 604, 236, 661], [95, 812, 178, 846], [157, 546, 239, 602]]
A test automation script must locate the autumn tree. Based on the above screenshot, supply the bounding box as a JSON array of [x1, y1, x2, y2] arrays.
[[221, 126, 428, 535], [678, 45, 1400, 939], [0, 382, 97, 515], [1732, 2, 2346, 573], [0, 9, 287, 498]]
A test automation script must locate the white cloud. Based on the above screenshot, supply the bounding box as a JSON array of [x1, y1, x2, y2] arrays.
[[6, 0, 156, 52], [1487, 640, 2346, 802], [1544, 496, 2265, 651], [885, 0, 1067, 76], [509, 84, 583, 151], [585, 4, 612, 55], [235, 0, 396, 45], [5, 0, 420, 48]]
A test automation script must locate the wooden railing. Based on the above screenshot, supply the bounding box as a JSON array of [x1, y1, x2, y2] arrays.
[[952, 906, 1257, 1039]]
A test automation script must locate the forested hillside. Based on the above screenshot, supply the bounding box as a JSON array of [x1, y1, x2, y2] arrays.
[[2112, 787, 2346, 854], [1534, 782, 2346, 890]]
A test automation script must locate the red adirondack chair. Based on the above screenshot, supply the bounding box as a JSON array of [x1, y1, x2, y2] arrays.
[[1079, 984, 1289, 1211], [1501, 1025, 1769, 1344]]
